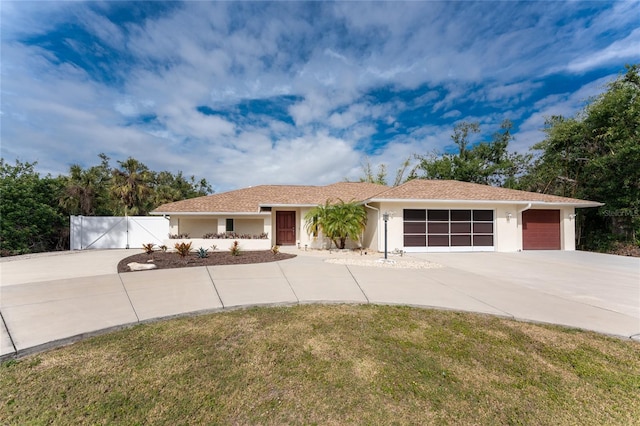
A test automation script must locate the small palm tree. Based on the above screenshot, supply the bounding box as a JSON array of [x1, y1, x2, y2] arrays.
[[304, 199, 367, 249], [304, 200, 330, 239]]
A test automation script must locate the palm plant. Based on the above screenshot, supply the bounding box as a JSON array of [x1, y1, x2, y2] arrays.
[[111, 158, 153, 215], [59, 164, 97, 216], [304, 200, 331, 239], [59, 156, 111, 216], [304, 199, 367, 249]]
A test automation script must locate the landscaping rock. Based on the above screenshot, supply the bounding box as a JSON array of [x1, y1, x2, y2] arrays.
[[128, 262, 158, 271]]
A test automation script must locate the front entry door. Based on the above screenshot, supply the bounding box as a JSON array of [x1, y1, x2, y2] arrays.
[[276, 211, 296, 245]]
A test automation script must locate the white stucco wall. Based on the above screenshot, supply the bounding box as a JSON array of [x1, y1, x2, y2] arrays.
[[371, 201, 577, 253], [170, 214, 270, 239], [171, 217, 218, 238], [297, 208, 314, 248], [562, 207, 577, 251], [363, 205, 379, 251], [234, 218, 265, 235], [169, 217, 179, 235], [495, 204, 520, 252], [375, 202, 409, 253]]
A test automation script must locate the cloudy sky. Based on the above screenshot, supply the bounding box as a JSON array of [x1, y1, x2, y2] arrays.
[[2, 1, 638, 192]]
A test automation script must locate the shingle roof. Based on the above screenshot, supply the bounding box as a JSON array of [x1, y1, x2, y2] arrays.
[[371, 179, 601, 205], [152, 179, 601, 214], [152, 182, 388, 213]]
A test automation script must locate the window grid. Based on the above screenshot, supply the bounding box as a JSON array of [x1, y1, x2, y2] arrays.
[[403, 209, 427, 247]]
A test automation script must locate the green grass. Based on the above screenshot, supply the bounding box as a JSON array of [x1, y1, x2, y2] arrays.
[[2, 305, 639, 425]]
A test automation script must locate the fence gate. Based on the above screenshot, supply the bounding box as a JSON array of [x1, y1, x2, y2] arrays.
[[70, 216, 169, 250]]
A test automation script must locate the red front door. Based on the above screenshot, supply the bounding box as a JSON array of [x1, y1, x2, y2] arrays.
[[276, 211, 296, 245]]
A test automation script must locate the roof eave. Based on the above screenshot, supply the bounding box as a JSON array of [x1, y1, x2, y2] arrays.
[[150, 211, 271, 216], [368, 198, 603, 207], [258, 203, 320, 208]]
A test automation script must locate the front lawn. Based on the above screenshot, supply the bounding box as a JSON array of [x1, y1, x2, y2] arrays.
[[2, 305, 639, 424]]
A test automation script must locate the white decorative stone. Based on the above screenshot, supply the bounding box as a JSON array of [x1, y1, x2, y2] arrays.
[[128, 262, 158, 271]]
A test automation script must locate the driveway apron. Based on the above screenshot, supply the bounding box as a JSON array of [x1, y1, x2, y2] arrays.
[[1, 274, 138, 355]]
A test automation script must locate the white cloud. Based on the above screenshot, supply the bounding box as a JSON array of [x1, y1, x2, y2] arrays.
[[566, 28, 640, 73], [482, 81, 544, 104], [205, 132, 360, 190], [1, 1, 634, 192], [442, 110, 462, 119]]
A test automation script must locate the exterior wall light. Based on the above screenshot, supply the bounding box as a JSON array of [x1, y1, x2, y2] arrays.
[[506, 212, 513, 222]]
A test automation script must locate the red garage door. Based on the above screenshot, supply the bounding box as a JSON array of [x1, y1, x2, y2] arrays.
[[522, 210, 561, 250]]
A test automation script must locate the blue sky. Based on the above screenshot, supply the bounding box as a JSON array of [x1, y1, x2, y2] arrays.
[[2, 1, 638, 191]]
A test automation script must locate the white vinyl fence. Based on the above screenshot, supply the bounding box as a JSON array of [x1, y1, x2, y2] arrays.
[[70, 216, 169, 250]]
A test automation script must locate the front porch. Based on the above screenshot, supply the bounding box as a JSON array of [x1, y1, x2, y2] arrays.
[[164, 207, 370, 252]]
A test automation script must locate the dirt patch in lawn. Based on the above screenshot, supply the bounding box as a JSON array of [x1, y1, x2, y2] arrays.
[[118, 250, 296, 273]]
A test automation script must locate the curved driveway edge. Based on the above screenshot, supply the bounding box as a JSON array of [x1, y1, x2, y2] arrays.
[[1, 250, 639, 360]]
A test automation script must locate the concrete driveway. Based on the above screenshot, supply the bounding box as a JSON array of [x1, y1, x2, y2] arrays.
[[1, 249, 638, 360]]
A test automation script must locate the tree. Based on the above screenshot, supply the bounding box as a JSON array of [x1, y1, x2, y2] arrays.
[[0, 160, 66, 255], [110, 157, 154, 215], [60, 154, 214, 216], [416, 120, 530, 187], [522, 64, 640, 249], [152, 170, 212, 206], [59, 154, 112, 216], [352, 156, 416, 187], [304, 200, 368, 249], [1, 154, 214, 256]]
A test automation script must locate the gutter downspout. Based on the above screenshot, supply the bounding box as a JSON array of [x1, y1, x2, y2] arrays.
[[518, 203, 532, 217], [364, 203, 380, 252]]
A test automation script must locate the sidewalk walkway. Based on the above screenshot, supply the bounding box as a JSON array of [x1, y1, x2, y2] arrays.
[[1, 249, 639, 360]]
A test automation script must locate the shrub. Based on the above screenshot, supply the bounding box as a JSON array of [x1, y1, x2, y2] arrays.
[[229, 240, 241, 256], [201, 232, 269, 239], [271, 245, 280, 255], [174, 242, 192, 258], [196, 247, 209, 258], [142, 243, 155, 254], [169, 233, 190, 239], [159, 245, 168, 252], [210, 244, 217, 251]]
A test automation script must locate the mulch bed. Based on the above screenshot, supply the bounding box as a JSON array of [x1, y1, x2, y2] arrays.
[[118, 250, 296, 273], [609, 242, 640, 257]]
